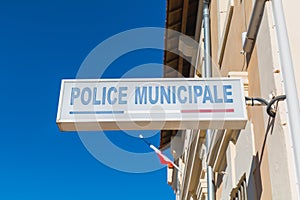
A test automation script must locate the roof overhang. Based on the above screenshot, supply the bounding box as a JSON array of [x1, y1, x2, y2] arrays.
[[160, 0, 202, 150]]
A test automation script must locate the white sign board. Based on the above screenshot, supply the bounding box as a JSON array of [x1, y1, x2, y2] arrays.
[[56, 78, 247, 131]]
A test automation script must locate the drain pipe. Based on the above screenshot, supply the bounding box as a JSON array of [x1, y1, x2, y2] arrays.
[[203, 0, 215, 200], [203, 0, 212, 78], [272, 0, 300, 198]]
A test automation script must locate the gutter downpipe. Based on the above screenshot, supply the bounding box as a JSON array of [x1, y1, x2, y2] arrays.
[[203, 0, 215, 200], [272, 0, 300, 198]]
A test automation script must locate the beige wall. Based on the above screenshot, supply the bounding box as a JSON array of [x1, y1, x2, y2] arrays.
[[166, 0, 299, 199], [209, 0, 296, 199]]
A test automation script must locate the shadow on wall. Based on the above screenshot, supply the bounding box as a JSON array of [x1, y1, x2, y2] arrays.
[[248, 116, 275, 200]]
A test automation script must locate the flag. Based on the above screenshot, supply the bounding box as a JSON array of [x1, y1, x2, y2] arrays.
[[139, 134, 181, 171]]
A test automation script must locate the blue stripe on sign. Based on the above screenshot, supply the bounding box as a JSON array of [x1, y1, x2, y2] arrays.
[[69, 111, 124, 115]]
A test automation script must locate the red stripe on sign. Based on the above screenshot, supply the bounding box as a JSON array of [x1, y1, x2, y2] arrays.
[[181, 109, 235, 113]]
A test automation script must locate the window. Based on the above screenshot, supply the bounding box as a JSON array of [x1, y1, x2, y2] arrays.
[[218, 0, 234, 68], [230, 175, 248, 200]]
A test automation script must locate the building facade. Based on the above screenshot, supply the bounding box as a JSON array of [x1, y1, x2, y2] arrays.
[[161, 0, 300, 199]]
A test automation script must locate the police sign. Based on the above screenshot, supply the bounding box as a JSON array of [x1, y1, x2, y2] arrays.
[[56, 78, 247, 131]]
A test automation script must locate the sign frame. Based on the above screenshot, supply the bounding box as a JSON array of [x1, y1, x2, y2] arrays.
[[56, 78, 247, 131]]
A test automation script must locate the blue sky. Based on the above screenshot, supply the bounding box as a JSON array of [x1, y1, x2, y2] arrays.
[[0, 1, 175, 199]]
